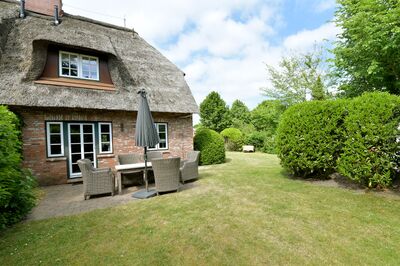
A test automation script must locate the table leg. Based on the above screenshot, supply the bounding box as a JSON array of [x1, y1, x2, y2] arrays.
[[117, 172, 122, 194]]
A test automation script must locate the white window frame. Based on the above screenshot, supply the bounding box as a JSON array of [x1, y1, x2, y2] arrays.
[[98, 122, 113, 154], [148, 123, 168, 150], [46, 122, 64, 157], [59, 51, 100, 81]]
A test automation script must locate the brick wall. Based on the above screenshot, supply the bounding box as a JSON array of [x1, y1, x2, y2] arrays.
[[12, 107, 194, 185]]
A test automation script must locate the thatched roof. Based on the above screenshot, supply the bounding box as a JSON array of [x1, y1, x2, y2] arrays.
[[0, 0, 198, 114]]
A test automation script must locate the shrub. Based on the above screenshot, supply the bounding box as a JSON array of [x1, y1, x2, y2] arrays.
[[0, 106, 36, 229], [194, 128, 225, 165], [261, 135, 276, 154], [220, 128, 244, 151], [337, 92, 400, 188], [245, 131, 268, 150], [276, 99, 347, 178]]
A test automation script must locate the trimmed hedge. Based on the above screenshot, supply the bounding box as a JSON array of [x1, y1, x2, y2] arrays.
[[276, 92, 400, 188], [276, 99, 347, 177], [194, 128, 225, 165], [0, 106, 36, 229], [337, 92, 400, 188], [220, 128, 244, 151]]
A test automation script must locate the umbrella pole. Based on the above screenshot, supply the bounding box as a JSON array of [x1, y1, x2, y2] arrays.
[[144, 146, 148, 192]]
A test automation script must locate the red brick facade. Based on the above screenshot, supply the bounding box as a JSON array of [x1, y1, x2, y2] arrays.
[[12, 107, 194, 185]]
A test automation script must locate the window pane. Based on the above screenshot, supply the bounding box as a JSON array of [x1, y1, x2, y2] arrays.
[[101, 134, 110, 142], [84, 134, 93, 143], [82, 65, 89, 72], [70, 134, 80, 143], [84, 144, 93, 153], [159, 133, 166, 140], [50, 145, 61, 155], [71, 69, 78, 76], [102, 143, 110, 152], [71, 144, 81, 153], [83, 125, 93, 133], [82, 71, 90, 78], [90, 71, 97, 79], [62, 68, 69, 75], [158, 124, 166, 132], [159, 142, 166, 149], [70, 55, 78, 63], [72, 163, 80, 174], [84, 153, 94, 162], [49, 124, 61, 134], [90, 59, 97, 65], [70, 125, 80, 133], [100, 124, 110, 133], [70, 63, 77, 69], [72, 154, 82, 162], [50, 134, 61, 144], [61, 60, 69, 68]]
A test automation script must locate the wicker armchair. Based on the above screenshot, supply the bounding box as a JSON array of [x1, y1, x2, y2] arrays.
[[180, 151, 200, 183], [117, 153, 143, 165], [117, 153, 144, 186], [147, 151, 163, 161], [77, 159, 115, 200], [151, 157, 180, 194]]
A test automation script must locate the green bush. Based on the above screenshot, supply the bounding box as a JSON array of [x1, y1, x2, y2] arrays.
[[0, 106, 36, 229], [261, 135, 276, 154], [276, 99, 347, 178], [245, 131, 268, 150], [220, 128, 244, 151], [337, 92, 400, 188], [194, 128, 225, 165]]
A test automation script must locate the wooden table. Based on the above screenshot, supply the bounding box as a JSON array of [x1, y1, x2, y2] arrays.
[[115, 162, 152, 194]]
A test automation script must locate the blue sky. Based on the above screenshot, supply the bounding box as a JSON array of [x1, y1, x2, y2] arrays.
[[63, 0, 339, 116]]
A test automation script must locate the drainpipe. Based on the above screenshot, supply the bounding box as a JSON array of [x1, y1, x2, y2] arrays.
[[20, 0, 25, 18], [54, 5, 60, 25]]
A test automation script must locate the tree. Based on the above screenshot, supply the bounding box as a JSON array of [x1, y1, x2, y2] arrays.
[[261, 47, 330, 106], [230, 100, 251, 125], [333, 0, 400, 96], [251, 100, 286, 134], [199, 91, 232, 132]]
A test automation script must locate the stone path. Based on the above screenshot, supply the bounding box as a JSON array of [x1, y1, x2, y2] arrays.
[[26, 182, 196, 221]]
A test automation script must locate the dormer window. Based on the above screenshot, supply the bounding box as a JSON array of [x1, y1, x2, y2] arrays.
[[59, 51, 99, 81]]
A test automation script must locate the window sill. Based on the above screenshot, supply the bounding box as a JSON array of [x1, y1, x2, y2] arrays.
[[46, 157, 67, 162], [97, 154, 115, 158], [35, 78, 116, 91]]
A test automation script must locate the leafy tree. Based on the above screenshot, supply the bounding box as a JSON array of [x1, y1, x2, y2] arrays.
[[230, 100, 251, 124], [251, 100, 286, 134], [261, 47, 330, 106], [199, 91, 232, 132], [333, 0, 400, 96]]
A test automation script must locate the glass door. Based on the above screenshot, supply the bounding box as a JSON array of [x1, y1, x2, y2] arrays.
[[68, 123, 96, 178]]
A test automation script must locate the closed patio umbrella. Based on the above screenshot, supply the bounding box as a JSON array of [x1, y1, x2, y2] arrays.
[[132, 89, 160, 199]]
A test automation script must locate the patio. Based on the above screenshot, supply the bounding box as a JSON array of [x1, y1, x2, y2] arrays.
[[26, 182, 198, 221]]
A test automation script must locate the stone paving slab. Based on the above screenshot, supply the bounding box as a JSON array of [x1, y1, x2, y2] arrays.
[[26, 182, 196, 221]]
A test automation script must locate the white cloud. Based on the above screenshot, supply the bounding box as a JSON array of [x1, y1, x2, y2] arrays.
[[283, 22, 339, 51], [315, 0, 336, 13]]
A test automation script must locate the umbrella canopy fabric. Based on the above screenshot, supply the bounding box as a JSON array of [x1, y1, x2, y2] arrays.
[[135, 89, 160, 148]]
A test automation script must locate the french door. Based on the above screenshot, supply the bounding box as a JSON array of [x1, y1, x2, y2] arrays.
[[68, 123, 96, 178]]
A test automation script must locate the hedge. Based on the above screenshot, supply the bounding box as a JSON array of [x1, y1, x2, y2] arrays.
[[276, 99, 348, 177], [194, 128, 225, 165], [220, 128, 244, 151], [337, 92, 400, 188], [0, 106, 36, 229], [276, 92, 400, 188]]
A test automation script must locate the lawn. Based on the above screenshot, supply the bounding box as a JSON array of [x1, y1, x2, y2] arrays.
[[1, 152, 400, 265]]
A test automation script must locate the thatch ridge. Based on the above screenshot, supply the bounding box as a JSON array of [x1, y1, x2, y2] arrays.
[[0, 0, 198, 114]]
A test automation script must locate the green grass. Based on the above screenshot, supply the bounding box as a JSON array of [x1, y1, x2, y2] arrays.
[[1, 152, 400, 265]]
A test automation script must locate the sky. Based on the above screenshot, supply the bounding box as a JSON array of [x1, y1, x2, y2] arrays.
[[62, 0, 339, 119]]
